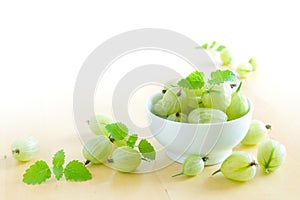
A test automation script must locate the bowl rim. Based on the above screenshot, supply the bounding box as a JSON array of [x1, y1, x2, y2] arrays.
[[146, 92, 254, 126]]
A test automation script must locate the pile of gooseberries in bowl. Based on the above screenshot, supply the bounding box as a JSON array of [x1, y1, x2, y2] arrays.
[[147, 70, 253, 165]]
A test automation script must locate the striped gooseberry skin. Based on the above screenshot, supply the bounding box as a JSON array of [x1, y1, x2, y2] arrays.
[[214, 151, 257, 182], [241, 120, 270, 145], [82, 135, 112, 164], [188, 108, 228, 124], [257, 139, 286, 173], [111, 146, 141, 173], [11, 136, 40, 162], [172, 154, 204, 177]]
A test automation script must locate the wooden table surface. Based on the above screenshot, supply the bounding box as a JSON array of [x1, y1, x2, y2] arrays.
[[1, 62, 300, 200]]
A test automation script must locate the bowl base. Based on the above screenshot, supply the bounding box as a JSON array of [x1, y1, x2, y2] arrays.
[[166, 150, 232, 166]]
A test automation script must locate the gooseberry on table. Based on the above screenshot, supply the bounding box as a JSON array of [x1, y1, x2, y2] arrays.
[[82, 135, 112, 164], [257, 139, 286, 174], [172, 154, 205, 177], [11, 136, 40, 162], [212, 151, 257, 182], [241, 120, 271, 145], [109, 146, 142, 173]]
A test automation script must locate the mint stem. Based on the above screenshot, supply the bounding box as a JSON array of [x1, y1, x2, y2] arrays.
[[212, 169, 221, 175]]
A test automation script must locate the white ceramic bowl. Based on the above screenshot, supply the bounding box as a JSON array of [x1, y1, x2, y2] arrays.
[[146, 93, 253, 165]]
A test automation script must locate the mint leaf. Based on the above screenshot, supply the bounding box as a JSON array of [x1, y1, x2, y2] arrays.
[[208, 69, 238, 85], [178, 71, 205, 90], [138, 139, 156, 160], [53, 166, 64, 181], [52, 149, 65, 180], [216, 45, 226, 51], [106, 122, 128, 140], [23, 161, 51, 185], [64, 160, 92, 182], [52, 150, 65, 166], [209, 41, 217, 49], [126, 134, 138, 148]]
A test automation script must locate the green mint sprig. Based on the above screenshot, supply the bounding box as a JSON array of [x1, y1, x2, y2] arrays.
[[105, 123, 156, 161], [208, 69, 238, 85], [126, 134, 138, 148], [23, 149, 92, 185], [64, 160, 92, 181], [22, 161, 51, 185], [178, 71, 205, 90], [138, 139, 156, 160], [106, 122, 128, 140], [177, 69, 237, 91]]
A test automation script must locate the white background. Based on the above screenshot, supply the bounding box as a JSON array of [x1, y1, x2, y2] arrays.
[[1, 0, 299, 141]]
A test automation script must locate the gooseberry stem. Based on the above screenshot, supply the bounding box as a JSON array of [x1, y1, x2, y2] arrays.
[[177, 89, 182, 96], [230, 83, 237, 88], [250, 161, 258, 167], [236, 82, 242, 93], [84, 160, 91, 165], [212, 169, 221, 175], [202, 157, 209, 162], [172, 172, 184, 177], [12, 149, 20, 154], [265, 124, 272, 130], [109, 136, 115, 143]]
